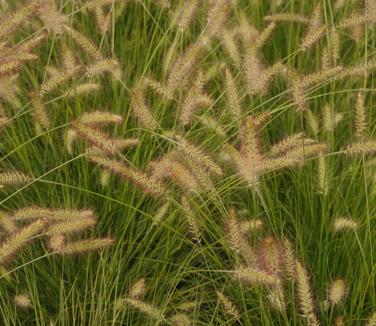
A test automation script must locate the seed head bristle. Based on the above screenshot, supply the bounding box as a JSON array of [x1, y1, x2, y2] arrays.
[[78, 111, 123, 126], [63, 83, 102, 98], [264, 13, 310, 24], [175, 134, 223, 176], [332, 217, 359, 231], [201, 0, 230, 45], [354, 92, 367, 141], [72, 121, 127, 155], [30, 92, 51, 129], [295, 261, 319, 326], [165, 43, 204, 98], [318, 153, 327, 195], [282, 238, 296, 280], [221, 29, 241, 66], [14, 293, 32, 309], [40, 65, 81, 97], [58, 238, 114, 255], [225, 208, 255, 262], [367, 312, 376, 326], [170, 313, 192, 326], [38, 0, 67, 34], [86, 59, 121, 79], [179, 71, 213, 126], [172, 0, 199, 32], [86, 151, 167, 197], [224, 67, 241, 122], [328, 279, 347, 305], [0, 211, 16, 233], [267, 284, 286, 312], [121, 297, 165, 321], [46, 217, 96, 236], [63, 26, 103, 61], [129, 278, 146, 300], [198, 115, 227, 138], [0, 0, 40, 40], [0, 170, 32, 189], [216, 291, 240, 319], [181, 196, 202, 244], [233, 265, 280, 285], [130, 86, 159, 131], [0, 220, 46, 265]]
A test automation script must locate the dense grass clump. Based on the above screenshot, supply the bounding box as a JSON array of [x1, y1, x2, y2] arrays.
[[0, 0, 375, 325]]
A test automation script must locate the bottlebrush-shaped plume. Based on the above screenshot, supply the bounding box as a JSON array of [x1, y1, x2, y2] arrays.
[[48, 234, 65, 252], [0, 211, 16, 233], [71, 121, 135, 156], [239, 219, 263, 232], [86, 151, 167, 197], [86, 59, 121, 79], [78, 111, 123, 126], [354, 92, 367, 141], [119, 297, 165, 322], [86, 1, 111, 34], [162, 159, 201, 193], [243, 24, 281, 96], [224, 67, 241, 122], [179, 71, 213, 126], [12, 206, 52, 221], [0, 0, 40, 40], [257, 236, 283, 277], [165, 42, 204, 98], [225, 208, 255, 263], [264, 13, 310, 24], [0, 74, 20, 104], [45, 217, 97, 236], [0, 170, 32, 189], [322, 104, 343, 133], [368, 312, 376, 326], [295, 261, 320, 326], [366, 0, 376, 23], [130, 85, 159, 131], [170, 313, 191, 326], [223, 114, 325, 187], [63, 26, 103, 61], [221, 29, 241, 66], [346, 141, 376, 155], [300, 4, 326, 50], [30, 92, 51, 129], [235, 11, 258, 45], [181, 196, 202, 244], [40, 65, 82, 97], [0, 219, 46, 265], [328, 279, 347, 305], [37, 0, 67, 34], [57, 238, 114, 255], [129, 278, 146, 300], [318, 153, 327, 195], [267, 284, 286, 312], [174, 134, 223, 176], [282, 238, 296, 280], [198, 115, 227, 138], [63, 83, 102, 98], [201, 0, 230, 45], [332, 217, 359, 231], [216, 291, 240, 320], [171, 0, 199, 31], [288, 66, 344, 112], [14, 293, 32, 309], [233, 265, 280, 285], [152, 202, 170, 225]]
